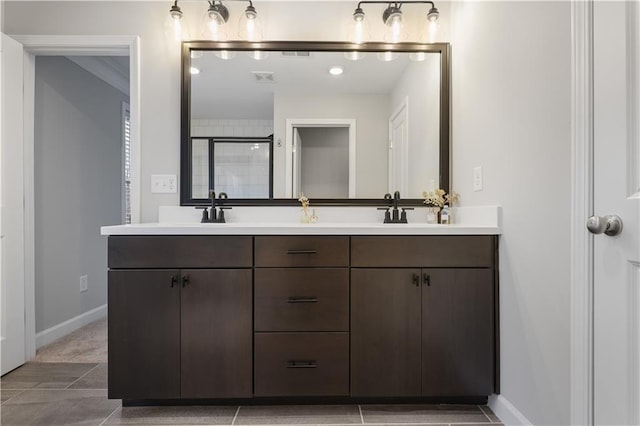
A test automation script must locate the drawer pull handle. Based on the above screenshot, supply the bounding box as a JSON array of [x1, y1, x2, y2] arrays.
[[287, 360, 317, 368], [287, 249, 318, 255], [287, 297, 318, 303], [423, 273, 431, 286]]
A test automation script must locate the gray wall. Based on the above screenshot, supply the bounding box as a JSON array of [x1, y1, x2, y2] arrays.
[[273, 93, 388, 197], [298, 127, 349, 198], [450, 2, 571, 425], [34, 56, 127, 332]]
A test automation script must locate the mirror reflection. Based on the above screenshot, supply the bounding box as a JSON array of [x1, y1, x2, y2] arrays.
[[187, 44, 445, 201]]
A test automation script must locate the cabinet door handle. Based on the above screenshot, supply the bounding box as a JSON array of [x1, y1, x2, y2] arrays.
[[423, 273, 431, 286], [287, 249, 317, 255], [171, 276, 177, 288], [412, 273, 420, 287], [181, 275, 190, 288], [287, 297, 318, 303], [287, 360, 317, 368]]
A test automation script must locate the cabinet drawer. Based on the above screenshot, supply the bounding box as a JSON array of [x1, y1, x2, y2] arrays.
[[254, 332, 349, 396], [108, 236, 252, 268], [351, 236, 495, 268], [255, 269, 349, 332], [254, 236, 349, 267]]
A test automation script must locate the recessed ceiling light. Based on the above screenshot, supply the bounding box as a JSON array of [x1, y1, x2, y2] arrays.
[[190, 66, 200, 75], [329, 65, 344, 76]]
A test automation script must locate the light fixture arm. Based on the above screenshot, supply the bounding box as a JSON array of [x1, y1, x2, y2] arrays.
[[356, 0, 436, 10]]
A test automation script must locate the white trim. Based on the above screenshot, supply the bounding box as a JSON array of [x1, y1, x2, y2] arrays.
[[284, 118, 357, 198], [488, 394, 533, 426], [67, 56, 130, 96], [570, 1, 595, 425], [23, 52, 37, 360], [16, 34, 141, 361], [35, 304, 107, 349]]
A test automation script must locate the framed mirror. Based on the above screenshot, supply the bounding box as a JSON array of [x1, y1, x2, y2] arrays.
[[181, 41, 450, 206]]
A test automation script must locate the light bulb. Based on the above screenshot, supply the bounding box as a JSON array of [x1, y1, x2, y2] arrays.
[[247, 50, 269, 60], [202, 1, 229, 41], [348, 7, 369, 44], [382, 5, 406, 43], [239, 4, 263, 42], [329, 65, 344, 76], [165, 1, 190, 43], [419, 7, 439, 43], [344, 51, 366, 61]]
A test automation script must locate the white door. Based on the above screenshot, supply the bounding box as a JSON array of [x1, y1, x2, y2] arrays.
[[1, 33, 26, 375], [388, 100, 408, 195], [592, 2, 640, 424]]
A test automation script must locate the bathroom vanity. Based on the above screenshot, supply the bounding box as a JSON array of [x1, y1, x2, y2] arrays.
[[102, 223, 499, 405]]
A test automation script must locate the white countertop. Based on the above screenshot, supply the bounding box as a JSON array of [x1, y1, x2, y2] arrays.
[[100, 222, 500, 236]]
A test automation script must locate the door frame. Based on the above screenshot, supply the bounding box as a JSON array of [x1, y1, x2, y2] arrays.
[[284, 118, 356, 198], [10, 34, 141, 359], [570, 1, 595, 424]]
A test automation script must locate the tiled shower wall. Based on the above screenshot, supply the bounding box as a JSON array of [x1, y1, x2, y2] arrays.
[[191, 119, 274, 198]]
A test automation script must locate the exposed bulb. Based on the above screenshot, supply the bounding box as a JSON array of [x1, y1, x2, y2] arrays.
[[349, 7, 369, 44], [382, 5, 406, 43], [239, 4, 263, 42], [203, 1, 229, 41], [165, 1, 190, 42]]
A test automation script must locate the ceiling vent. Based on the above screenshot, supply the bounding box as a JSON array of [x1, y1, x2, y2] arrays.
[[252, 71, 276, 83], [281, 51, 311, 57]]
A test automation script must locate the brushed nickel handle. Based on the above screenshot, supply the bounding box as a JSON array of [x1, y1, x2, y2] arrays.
[[587, 215, 623, 236]]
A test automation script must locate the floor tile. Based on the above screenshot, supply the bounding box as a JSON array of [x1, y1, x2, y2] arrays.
[[104, 405, 238, 425], [360, 404, 490, 424], [1, 389, 24, 404], [479, 406, 501, 423], [68, 363, 108, 389], [33, 318, 107, 363], [0, 389, 120, 425], [235, 405, 362, 425], [0, 362, 98, 389]]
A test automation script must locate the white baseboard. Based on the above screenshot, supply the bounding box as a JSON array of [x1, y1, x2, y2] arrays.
[[35, 304, 107, 350], [489, 394, 533, 426]]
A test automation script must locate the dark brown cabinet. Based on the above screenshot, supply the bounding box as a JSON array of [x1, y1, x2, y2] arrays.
[[253, 236, 350, 397], [107, 234, 498, 402], [108, 236, 253, 401], [350, 236, 496, 398], [108, 269, 181, 399]]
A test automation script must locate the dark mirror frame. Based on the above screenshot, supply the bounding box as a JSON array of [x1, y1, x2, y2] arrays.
[[181, 40, 450, 206]]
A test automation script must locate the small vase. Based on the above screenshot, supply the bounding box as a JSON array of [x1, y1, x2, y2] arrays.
[[426, 207, 440, 224]]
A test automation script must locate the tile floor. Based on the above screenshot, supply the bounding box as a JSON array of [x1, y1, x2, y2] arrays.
[[1, 320, 503, 425]]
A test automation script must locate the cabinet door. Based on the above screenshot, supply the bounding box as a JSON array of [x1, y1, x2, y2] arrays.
[[351, 269, 422, 397], [180, 269, 252, 398], [108, 270, 180, 399], [421, 268, 494, 396]]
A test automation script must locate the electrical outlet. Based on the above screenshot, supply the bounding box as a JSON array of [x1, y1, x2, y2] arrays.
[[80, 275, 88, 293], [473, 166, 483, 192], [151, 174, 177, 194]]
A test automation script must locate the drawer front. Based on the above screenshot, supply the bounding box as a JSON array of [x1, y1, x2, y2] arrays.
[[254, 332, 349, 396], [254, 236, 349, 267], [108, 236, 252, 269], [255, 269, 349, 332], [351, 236, 495, 268]]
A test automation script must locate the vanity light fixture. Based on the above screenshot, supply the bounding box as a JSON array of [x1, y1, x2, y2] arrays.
[[350, 1, 440, 44], [169, 0, 263, 42]]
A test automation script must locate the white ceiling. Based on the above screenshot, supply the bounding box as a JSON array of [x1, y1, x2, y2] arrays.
[[190, 50, 426, 119]]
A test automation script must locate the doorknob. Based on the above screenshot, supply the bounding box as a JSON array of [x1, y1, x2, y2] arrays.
[[586, 215, 623, 236]]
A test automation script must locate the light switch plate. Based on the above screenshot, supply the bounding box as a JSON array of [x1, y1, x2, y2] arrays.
[[473, 166, 483, 192], [151, 174, 177, 194], [80, 275, 88, 293]]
